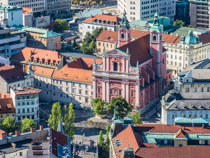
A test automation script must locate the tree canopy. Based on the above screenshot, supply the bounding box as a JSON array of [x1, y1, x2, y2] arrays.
[[48, 102, 62, 130], [64, 103, 76, 141], [128, 111, 142, 124], [21, 118, 36, 132], [3, 116, 15, 133], [108, 97, 132, 118], [54, 19, 69, 33], [91, 98, 107, 116], [173, 19, 185, 27], [81, 27, 103, 54]]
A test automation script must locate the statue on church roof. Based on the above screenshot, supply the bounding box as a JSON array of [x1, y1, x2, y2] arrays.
[[119, 10, 130, 30]]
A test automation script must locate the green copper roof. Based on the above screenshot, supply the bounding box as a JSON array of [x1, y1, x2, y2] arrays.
[[123, 117, 133, 121], [150, 12, 162, 32], [175, 117, 208, 124], [22, 27, 60, 38], [119, 11, 130, 30], [184, 30, 200, 45]]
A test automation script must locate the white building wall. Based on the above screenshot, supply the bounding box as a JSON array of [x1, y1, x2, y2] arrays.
[[80, 22, 115, 40], [117, 0, 175, 22]]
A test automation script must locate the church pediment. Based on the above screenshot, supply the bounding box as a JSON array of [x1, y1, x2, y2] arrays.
[[103, 49, 129, 56]]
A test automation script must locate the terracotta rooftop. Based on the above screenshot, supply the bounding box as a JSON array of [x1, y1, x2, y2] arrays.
[[135, 146, 210, 158], [135, 124, 210, 134], [0, 92, 10, 99], [82, 14, 120, 26], [175, 129, 186, 138], [0, 67, 28, 83], [0, 98, 15, 114], [162, 34, 181, 44], [0, 64, 13, 71], [96, 29, 149, 43], [22, 7, 32, 14], [11, 87, 41, 95], [10, 47, 63, 65], [118, 34, 152, 66], [33, 66, 54, 77]]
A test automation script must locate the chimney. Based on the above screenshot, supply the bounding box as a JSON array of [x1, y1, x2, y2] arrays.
[[0, 132, 7, 139], [30, 126, 36, 133], [39, 125, 43, 130], [11, 143, 16, 148], [0, 93, 1, 99], [15, 129, 21, 136], [4, 95, 6, 99]]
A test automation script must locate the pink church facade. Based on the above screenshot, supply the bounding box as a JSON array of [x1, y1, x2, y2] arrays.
[[92, 12, 167, 111]]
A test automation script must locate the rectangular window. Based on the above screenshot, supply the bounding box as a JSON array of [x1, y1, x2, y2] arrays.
[[98, 87, 101, 94], [110, 89, 112, 95], [119, 90, 121, 96], [79, 90, 82, 94], [19, 152, 22, 156], [72, 88, 75, 93], [85, 91, 88, 95]]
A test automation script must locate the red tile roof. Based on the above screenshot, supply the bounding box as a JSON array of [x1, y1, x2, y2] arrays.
[[82, 14, 120, 26], [175, 129, 186, 138], [112, 125, 140, 157], [135, 146, 210, 158], [0, 67, 28, 83], [22, 7, 32, 15], [10, 47, 63, 65], [11, 87, 42, 95], [199, 33, 210, 44], [34, 66, 54, 77], [96, 29, 149, 43], [0, 98, 15, 114], [135, 124, 210, 134], [118, 34, 152, 66], [162, 34, 181, 44], [0, 92, 10, 99]]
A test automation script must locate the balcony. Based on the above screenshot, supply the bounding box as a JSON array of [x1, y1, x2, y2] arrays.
[[10, 42, 26, 50], [0, 36, 20, 45]]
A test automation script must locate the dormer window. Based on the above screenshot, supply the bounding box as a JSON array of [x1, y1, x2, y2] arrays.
[[153, 35, 156, 41]]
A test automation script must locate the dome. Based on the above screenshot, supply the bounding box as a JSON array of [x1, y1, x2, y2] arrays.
[[184, 30, 199, 45]]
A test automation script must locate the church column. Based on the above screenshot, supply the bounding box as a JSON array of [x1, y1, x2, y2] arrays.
[[103, 56, 106, 70], [106, 81, 109, 102], [106, 56, 109, 70], [126, 83, 129, 102], [122, 82, 125, 98], [126, 59, 129, 73], [135, 82, 140, 108], [103, 80, 106, 101], [93, 78, 96, 99], [123, 58, 125, 72]]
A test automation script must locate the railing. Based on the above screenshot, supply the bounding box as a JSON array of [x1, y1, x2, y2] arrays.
[[0, 36, 20, 45]]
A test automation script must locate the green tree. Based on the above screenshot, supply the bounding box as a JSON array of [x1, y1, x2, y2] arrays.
[[173, 19, 185, 27], [98, 130, 104, 147], [3, 116, 15, 133], [91, 98, 107, 115], [81, 27, 103, 54], [48, 102, 62, 130], [21, 118, 36, 132], [54, 19, 69, 33], [108, 97, 132, 118], [64, 103, 76, 141], [128, 111, 142, 124], [105, 124, 110, 150]]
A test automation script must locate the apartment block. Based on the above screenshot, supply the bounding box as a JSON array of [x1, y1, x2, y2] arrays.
[[117, 0, 176, 23]]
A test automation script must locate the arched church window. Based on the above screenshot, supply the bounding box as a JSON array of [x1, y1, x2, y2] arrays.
[[121, 33, 124, 38], [114, 62, 118, 71], [153, 35, 156, 41], [131, 99, 134, 105]]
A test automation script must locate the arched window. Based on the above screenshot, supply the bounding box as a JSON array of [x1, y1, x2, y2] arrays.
[[114, 62, 118, 71], [121, 33, 124, 38], [131, 99, 134, 105], [153, 35, 156, 41]]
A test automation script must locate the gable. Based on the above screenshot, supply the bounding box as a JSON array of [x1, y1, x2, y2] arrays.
[[104, 49, 129, 57]]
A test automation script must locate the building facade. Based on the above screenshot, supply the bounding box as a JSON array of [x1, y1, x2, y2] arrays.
[[189, 0, 209, 29], [93, 12, 167, 112], [21, 27, 61, 50], [175, 0, 189, 24], [10, 87, 41, 123], [79, 14, 121, 40], [0, 5, 23, 27], [0, 27, 26, 58], [0, 63, 34, 93], [1, 0, 45, 13], [117, 0, 176, 23]]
